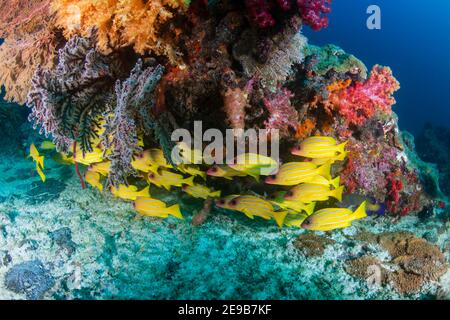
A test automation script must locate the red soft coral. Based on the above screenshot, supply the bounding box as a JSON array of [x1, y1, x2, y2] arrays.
[[328, 65, 400, 126], [244, 0, 332, 30]]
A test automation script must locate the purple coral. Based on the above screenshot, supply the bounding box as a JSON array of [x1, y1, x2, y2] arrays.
[[244, 0, 332, 30], [102, 59, 164, 186]]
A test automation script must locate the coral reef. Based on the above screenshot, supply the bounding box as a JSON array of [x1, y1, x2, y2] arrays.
[[347, 231, 449, 294], [294, 233, 335, 257]]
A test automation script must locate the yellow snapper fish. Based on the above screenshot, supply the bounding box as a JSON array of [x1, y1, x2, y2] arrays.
[[182, 184, 221, 199], [265, 162, 331, 186], [228, 153, 279, 179], [215, 195, 288, 227], [301, 202, 367, 231], [311, 152, 348, 166], [177, 164, 207, 180], [88, 161, 111, 176], [206, 165, 248, 180], [39, 140, 56, 151], [307, 175, 341, 189], [148, 170, 195, 191], [291, 136, 347, 159], [52, 152, 75, 165], [133, 197, 184, 219], [131, 149, 172, 173], [269, 192, 316, 215], [29, 144, 44, 169], [174, 141, 203, 164], [85, 170, 103, 191], [29, 144, 46, 182], [73, 145, 105, 165], [110, 184, 150, 201], [285, 183, 344, 204], [283, 213, 310, 228]]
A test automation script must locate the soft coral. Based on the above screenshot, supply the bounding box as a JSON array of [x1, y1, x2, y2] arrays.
[[244, 0, 332, 30]]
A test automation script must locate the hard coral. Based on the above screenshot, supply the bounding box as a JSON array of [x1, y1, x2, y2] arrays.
[[327, 65, 400, 126], [244, 0, 332, 31]]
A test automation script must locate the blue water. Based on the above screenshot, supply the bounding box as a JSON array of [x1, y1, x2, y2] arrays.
[[304, 0, 450, 134]]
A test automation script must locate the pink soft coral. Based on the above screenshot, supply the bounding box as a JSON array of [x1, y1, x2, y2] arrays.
[[263, 88, 298, 138], [328, 65, 400, 126], [244, 0, 332, 30]]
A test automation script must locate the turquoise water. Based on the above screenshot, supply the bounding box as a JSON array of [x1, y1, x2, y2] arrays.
[[0, 1, 449, 300]]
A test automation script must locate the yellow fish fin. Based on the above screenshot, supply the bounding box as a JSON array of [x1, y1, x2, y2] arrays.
[[199, 171, 207, 181], [331, 185, 344, 202], [96, 183, 103, 192], [138, 186, 150, 197], [38, 156, 45, 169], [243, 212, 255, 219], [352, 201, 367, 220], [36, 165, 46, 182], [167, 204, 184, 220], [183, 176, 195, 186], [336, 141, 348, 155], [163, 184, 172, 191], [336, 151, 348, 161], [223, 176, 233, 180], [272, 211, 288, 228], [210, 190, 221, 198], [129, 185, 138, 191], [316, 162, 331, 180], [304, 202, 316, 216], [331, 176, 341, 189], [249, 172, 260, 182]]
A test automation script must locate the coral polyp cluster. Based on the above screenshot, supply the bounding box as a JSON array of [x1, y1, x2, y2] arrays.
[[0, 0, 438, 223]]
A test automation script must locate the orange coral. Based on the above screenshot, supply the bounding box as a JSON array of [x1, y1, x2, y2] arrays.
[[295, 118, 316, 139], [53, 0, 188, 63], [326, 79, 351, 92], [0, 0, 61, 104]]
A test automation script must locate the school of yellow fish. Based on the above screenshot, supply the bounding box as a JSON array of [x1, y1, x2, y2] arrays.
[[29, 135, 367, 231]]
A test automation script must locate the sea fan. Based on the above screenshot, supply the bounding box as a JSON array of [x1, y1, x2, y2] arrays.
[[26, 34, 129, 153], [102, 60, 165, 186]]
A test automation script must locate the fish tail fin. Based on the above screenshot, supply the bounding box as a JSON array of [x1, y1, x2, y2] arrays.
[[139, 186, 150, 197], [353, 201, 367, 220], [337, 151, 348, 161], [183, 176, 195, 186], [38, 156, 45, 169], [331, 176, 341, 189], [272, 211, 288, 228], [304, 202, 316, 216], [36, 165, 46, 182], [199, 171, 207, 181], [210, 190, 221, 198], [331, 185, 344, 202], [336, 141, 348, 154], [97, 183, 103, 192], [167, 204, 184, 220], [317, 162, 332, 180]]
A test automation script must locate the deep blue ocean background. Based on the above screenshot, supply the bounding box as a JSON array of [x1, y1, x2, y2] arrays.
[[305, 0, 450, 134]]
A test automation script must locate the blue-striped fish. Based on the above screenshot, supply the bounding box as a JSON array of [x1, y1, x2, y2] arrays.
[[283, 213, 310, 228], [148, 170, 194, 191], [133, 197, 183, 219], [177, 164, 207, 180], [110, 184, 150, 201], [88, 161, 111, 176], [311, 151, 348, 166], [265, 162, 331, 186], [228, 153, 279, 178], [269, 191, 316, 215], [182, 183, 221, 199], [292, 136, 347, 159], [206, 165, 248, 180], [215, 195, 287, 227], [285, 183, 344, 203], [301, 202, 367, 231]]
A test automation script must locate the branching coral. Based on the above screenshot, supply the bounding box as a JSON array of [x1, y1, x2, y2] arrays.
[[27, 34, 130, 153], [327, 65, 400, 126], [102, 60, 165, 186], [244, 0, 332, 30], [233, 17, 307, 87], [263, 88, 298, 138], [53, 0, 188, 63]]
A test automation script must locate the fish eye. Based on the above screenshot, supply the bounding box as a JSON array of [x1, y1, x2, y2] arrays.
[[286, 191, 293, 197], [211, 167, 218, 172], [148, 173, 155, 179], [230, 199, 237, 206], [217, 199, 225, 205]]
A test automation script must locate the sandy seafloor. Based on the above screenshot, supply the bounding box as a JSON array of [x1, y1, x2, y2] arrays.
[[0, 150, 449, 300]]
